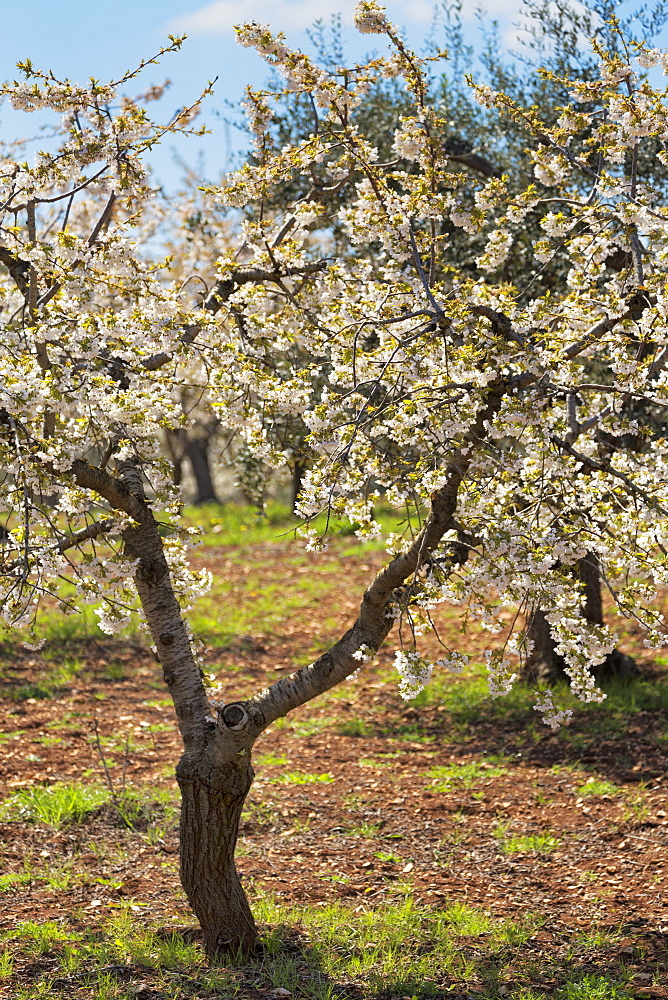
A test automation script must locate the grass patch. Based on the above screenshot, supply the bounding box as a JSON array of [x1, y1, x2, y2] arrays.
[[0, 782, 178, 833], [255, 753, 289, 768], [346, 821, 381, 838], [292, 717, 334, 738], [576, 777, 621, 797], [0, 889, 643, 1000], [556, 973, 633, 999], [336, 717, 371, 737], [183, 500, 402, 550], [0, 783, 109, 827], [0, 872, 31, 892], [426, 759, 507, 792], [8, 659, 84, 701], [500, 832, 560, 855], [273, 771, 334, 785]]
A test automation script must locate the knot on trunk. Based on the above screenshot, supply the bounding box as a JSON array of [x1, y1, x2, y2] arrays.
[[221, 702, 250, 732]]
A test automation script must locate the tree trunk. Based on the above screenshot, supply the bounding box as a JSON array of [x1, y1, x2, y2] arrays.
[[291, 457, 306, 513], [164, 428, 187, 487], [523, 553, 636, 684], [186, 433, 219, 505], [69, 383, 507, 963], [523, 606, 565, 684], [177, 749, 258, 959]]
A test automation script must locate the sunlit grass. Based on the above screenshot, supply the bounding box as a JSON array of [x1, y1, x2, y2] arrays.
[[273, 770, 334, 785], [426, 758, 507, 792], [0, 887, 642, 1000], [576, 777, 621, 797], [182, 500, 405, 551], [496, 829, 560, 855], [0, 784, 109, 827]]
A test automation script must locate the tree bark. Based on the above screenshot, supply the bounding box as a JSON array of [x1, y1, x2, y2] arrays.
[[164, 429, 187, 488], [177, 745, 258, 958], [186, 433, 219, 505], [72, 459, 262, 955], [523, 553, 637, 684]]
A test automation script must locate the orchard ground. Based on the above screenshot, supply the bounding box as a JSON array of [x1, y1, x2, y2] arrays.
[[0, 505, 667, 1000]]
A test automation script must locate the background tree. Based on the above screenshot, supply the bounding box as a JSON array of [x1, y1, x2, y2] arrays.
[[2, 1, 668, 961], [248, 0, 668, 681]]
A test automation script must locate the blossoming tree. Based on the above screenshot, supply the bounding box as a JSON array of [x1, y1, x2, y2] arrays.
[[2, 1, 668, 958]]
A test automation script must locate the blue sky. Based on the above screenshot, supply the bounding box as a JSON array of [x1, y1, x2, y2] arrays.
[[0, 0, 644, 189], [0, 1, 526, 188]]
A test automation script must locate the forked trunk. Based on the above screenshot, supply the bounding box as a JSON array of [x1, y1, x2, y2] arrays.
[[177, 750, 258, 959]]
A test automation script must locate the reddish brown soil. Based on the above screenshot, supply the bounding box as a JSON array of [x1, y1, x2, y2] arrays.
[[1, 542, 667, 997]]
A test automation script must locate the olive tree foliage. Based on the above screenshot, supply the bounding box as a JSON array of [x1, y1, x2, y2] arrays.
[[2, 0, 668, 954]]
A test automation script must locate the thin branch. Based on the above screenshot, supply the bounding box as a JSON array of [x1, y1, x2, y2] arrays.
[[550, 435, 668, 517], [38, 191, 117, 308]]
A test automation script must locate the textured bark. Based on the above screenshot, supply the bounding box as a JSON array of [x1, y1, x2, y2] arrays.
[[177, 743, 257, 958], [72, 459, 211, 747]]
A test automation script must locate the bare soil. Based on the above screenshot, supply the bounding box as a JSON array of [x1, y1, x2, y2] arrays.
[[1, 541, 667, 997]]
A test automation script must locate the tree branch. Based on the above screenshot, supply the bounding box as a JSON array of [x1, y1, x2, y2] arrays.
[[141, 260, 329, 371], [550, 435, 668, 517], [248, 378, 507, 728]]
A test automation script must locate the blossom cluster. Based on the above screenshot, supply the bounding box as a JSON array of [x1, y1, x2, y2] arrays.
[[3, 7, 668, 731]]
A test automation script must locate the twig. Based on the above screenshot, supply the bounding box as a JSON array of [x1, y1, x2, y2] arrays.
[[121, 732, 130, 795], [622, 831, 667, 846], [38, 191, 117, 308], [92, 716, 118, 807], [408, 224, 443, 315]]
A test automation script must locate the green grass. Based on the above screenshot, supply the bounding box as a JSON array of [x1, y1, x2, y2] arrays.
[[291, 717, 334, 737], [182, 500, 403, 551], [499, 831, 560, 855], [402, 660, 668, 743], [0, 729, 25, 742], [8, 658, 85, 701], [346, 821, 381, 838], [0, 782, 178, 833], [556, 974, 633, 999], [0, 783, 109, 827], [576, 777, 621, 797], [189, 571, 338, 648], [336, 717, 371, 737], [426, 759, 507, 792], [0, 889, 645, 1000], [0, 872, 31, 892], [254, 753, 289, 767], [273, 770, 334, 785]]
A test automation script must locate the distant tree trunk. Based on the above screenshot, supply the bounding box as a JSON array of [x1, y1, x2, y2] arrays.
[[164, 429, 187, 487], [177, 750, 258, 958], [291, 457, 306, 513], [523, 553, 637, 684], [186, 433, 219, 505]]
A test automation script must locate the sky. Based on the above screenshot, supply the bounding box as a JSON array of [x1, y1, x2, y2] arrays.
[[0, 0, 658, 190], [0, 0, 528, 190]]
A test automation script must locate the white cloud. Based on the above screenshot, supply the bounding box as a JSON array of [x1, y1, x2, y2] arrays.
[[169, 0, 437, 36]]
